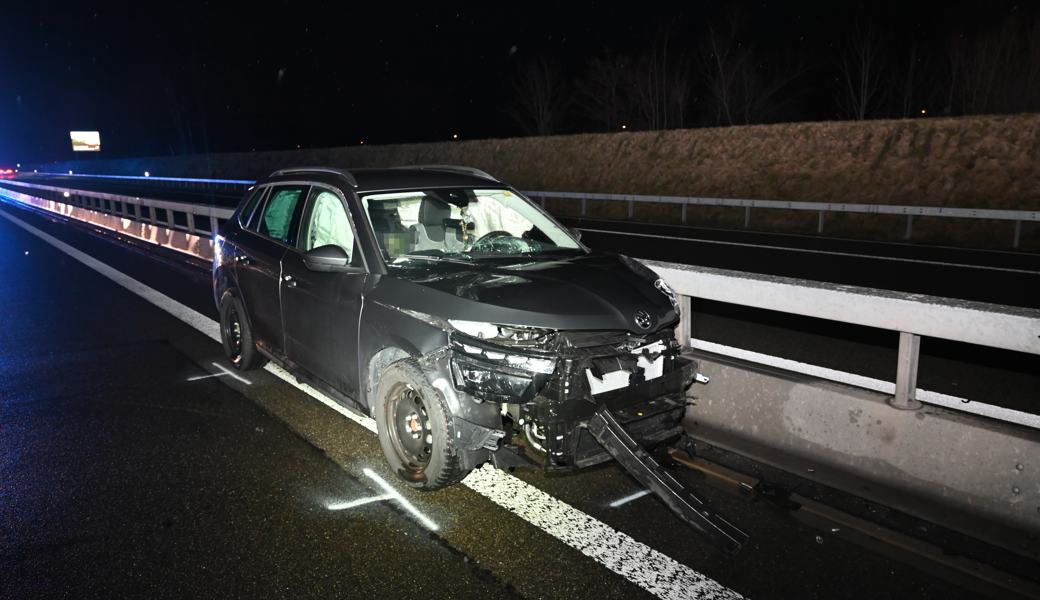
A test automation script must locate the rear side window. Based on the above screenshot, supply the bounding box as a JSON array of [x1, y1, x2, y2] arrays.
[[237, 187, 266, 227], [258, 185, 306, 244]]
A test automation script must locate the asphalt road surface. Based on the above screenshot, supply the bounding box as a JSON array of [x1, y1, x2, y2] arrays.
[[0, 197, 1007, 599]]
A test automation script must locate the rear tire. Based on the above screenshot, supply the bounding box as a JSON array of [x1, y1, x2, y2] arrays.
[[375, 359, 467, 490], [219, 293, 266, 371]]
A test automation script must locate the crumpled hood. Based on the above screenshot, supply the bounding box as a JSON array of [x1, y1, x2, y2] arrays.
[[368, 253, 677, 333]]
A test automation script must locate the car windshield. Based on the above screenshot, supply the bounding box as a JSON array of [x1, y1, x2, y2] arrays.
[[361, 188, 583, 263]]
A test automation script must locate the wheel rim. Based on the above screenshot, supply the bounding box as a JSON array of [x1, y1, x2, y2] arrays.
[[224, 305, 243, 362], [386, 383, 433, 471]]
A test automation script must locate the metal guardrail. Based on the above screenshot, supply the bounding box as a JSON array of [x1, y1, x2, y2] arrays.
[[3, 175, 1037, 428], [27, 172, 1037, 247], [1, 179, 235, 237], [525, 190, 1039, 248], [649, 259, 1040, 427]]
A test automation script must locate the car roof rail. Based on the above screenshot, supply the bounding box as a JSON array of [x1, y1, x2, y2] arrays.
[[269, 166, 358, 187], [399, 164, 499, 182]]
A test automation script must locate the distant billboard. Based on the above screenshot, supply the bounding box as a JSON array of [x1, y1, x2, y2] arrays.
[[70, 131, 101, 152]]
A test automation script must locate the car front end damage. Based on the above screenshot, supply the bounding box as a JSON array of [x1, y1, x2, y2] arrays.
[[434, 321, 748, 552], [448, 325, 695, 471]]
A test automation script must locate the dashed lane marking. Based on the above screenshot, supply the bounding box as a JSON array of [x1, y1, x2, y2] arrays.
[[0, 205, 742, 600]]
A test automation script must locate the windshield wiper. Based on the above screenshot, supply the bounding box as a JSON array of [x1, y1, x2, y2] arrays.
[[397, 253, 475, 266]]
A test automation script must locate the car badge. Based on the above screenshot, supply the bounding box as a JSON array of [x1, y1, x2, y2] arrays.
[[633, 310, 653, 330]]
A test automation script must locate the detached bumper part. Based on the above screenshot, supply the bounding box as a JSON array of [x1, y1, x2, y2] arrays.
[[587, 406, 749, 554]]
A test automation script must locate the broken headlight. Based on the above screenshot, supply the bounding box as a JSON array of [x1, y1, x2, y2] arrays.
[[654, 278, 680, 316], [618, 255, 680, 318], [448, 319, 554, 347], [449, 329, 557, 403]]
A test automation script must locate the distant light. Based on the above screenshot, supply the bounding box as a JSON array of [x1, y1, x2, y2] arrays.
[[621, 124, 628, 130], [296, 144, 301, 149], [63, 191, 70, 198], [144, 171, 150, 177], [33, 169, 38, 173], [69, 170, 73, 175], [920, 108, 927, 115], [452, 133, 459, 140], [15, 163, 20, 168], [359, 140, 365, 145]]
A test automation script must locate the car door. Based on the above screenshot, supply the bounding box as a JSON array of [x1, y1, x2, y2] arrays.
[[235, 184, 307, 355], [281, 184, 367, 399]]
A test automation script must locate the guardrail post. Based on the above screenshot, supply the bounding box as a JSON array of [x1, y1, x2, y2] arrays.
[[904, 215, 914, 240], [581, 197, 586, 217], [627, 199, 634, 219], [744, 206, 751, 228], [186, 213, 196, 235], [676, 295, 692, 348], [890, 332, 923, 410], [1013, 220, 1022, 249], [210, 216, 219, 234], [681, 201, 687, 224], [817, 210, 825, 233]]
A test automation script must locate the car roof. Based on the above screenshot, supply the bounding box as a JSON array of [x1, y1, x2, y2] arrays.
[[261, 166, 505, 193]]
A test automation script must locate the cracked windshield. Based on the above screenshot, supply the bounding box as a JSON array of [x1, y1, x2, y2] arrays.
[[362, 188, 582, 263]]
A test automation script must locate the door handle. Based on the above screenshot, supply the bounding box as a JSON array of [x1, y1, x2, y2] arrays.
[[282, 274, 297, 288]]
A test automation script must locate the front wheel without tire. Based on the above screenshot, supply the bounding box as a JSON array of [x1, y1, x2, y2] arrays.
[[375, 359, 467, 490], [219, 293, 266, 371]]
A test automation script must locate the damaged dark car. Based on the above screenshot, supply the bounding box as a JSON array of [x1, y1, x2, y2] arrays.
[[213, 165, 747, 552]]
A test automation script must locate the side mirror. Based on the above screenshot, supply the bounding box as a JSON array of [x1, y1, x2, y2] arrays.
[[303, 244, 353, 272], [569, 227, 582, 242]]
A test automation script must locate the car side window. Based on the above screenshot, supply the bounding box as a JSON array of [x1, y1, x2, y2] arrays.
[[299, 188, 358, 263], [258, 185, 306, 244]]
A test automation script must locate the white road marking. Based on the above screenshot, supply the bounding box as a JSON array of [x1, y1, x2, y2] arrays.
[[363, 468, 439, 531], [692, 339, 1040, 430], [213, 361, 252, 384], [186, 362, 253, 385], [0, 204, 742, 600], [578, 227, 1040, 275], [327, 493, 394, 511], [609, 489, 653, 508]]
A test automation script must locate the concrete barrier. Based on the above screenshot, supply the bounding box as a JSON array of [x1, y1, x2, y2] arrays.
[[686, 354, 1040, 558]]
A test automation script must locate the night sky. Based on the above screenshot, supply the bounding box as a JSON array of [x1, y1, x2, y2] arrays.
[[0, 1, 1034, 164]]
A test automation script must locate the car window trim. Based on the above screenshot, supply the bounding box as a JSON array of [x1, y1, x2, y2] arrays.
[[237, 186, 269, 228]]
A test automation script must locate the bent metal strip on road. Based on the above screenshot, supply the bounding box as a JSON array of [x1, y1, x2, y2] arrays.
[[0, 204, 742, 600]]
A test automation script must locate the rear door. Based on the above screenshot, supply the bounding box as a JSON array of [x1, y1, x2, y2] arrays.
[[236, 184, 307, 355], [281, 185, 366, 399]]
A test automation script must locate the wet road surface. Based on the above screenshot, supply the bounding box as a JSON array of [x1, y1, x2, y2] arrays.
[[0, 198, 1015, 599]]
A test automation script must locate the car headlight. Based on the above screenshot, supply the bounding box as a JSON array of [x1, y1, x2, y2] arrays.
[[654, 278, 680, 316], [448, 319, 553, 346], [449, 334, 556, 375], [448, 322, 557, 402]]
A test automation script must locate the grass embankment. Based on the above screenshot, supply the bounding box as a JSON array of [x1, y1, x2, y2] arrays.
[[47, 114, 1040, 250]]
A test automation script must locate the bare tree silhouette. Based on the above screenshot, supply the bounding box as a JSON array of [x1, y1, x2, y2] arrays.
[[575, 50, 629, 131], [837, 22, 888, 120], [506, 56, 570, 136]]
